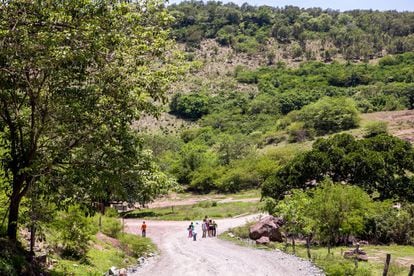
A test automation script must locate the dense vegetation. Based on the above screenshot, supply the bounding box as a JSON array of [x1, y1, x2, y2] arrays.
[[262, 133, 414, 202], [169, 1, 414, 60], [1, 0, 414, 274], [0, 0, 179, 274], [160, 53, 414, 194]]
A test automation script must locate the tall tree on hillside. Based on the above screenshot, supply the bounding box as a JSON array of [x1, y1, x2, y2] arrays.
[[0, 0, 183, 241]]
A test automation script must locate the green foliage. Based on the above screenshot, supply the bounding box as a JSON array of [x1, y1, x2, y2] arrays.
[[272, 181, 379, 246], [100, 216, 122, 239], [170, 93, 211, 120], [105, 208, 119, 218], [308, 181, 374, 246], [0, 0, 184, 240], [118, 233, 156, 258], [262, 134, 414, 202], [0, 238, 32, 276], [363, 121, 388, 138], [235, 67, 258, 84], [49, 206, 93, 259], [287, 122, 315, 142], [288, 97, 360, 135], [170, 2, 414, 60], [274, 189, 313, 239], [363, 202, 414, 245]]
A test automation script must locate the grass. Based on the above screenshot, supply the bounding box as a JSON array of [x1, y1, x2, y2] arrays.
[[50, 239, 131, 275], [277, 244, 413, 276], [50, 233, 156, 275], [220, 223, 414, 276], [123, 201, 260, 220], [167, 189, 260, 201]]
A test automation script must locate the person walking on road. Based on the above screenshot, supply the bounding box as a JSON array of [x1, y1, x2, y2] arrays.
[[208, 219, 213, 237], [141, 221, 147, 237], [188, 222, 194, 238], [202, 219, 207, 238], [193, 222, 199, 241], [212, 221, 217, 237]]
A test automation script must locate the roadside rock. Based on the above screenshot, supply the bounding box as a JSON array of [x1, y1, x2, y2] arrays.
[[344, 246, 368, 262], [249, 215, 284, 242], [256, 236, 270, 245]]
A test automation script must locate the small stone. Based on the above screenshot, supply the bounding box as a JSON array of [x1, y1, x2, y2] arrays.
[[255, 236, 270, 245]]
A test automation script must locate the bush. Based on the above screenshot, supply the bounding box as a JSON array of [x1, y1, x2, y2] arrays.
[[287, 122, 315, 142], [51, 206, 93, 259], [118, 233, 156, 258], [363, 121, 388, 138], [0, 238, 31, 275], [363, 203, 414, 245], [296, 97, 360, 135], [170, 93, 211, 120], [235, 68, 258, 84], [101, 216, 122, 238], [105, 207, 119, 218]]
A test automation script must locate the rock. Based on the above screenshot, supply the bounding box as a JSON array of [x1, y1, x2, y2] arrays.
[[227, 233, 235, 238], [119, 268, 127, 276], [107, 266, 117, 275], [249, 215, 284, 242], [344, 250, 369, 262], [255, 236, 270, 245]]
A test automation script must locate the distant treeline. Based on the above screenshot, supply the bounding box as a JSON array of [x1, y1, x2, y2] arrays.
[[169, 1, 414, 59]]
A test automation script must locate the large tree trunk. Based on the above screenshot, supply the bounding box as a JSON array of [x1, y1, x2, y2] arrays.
[[7, 194, 21, 241], [7, 176, 28, 241]]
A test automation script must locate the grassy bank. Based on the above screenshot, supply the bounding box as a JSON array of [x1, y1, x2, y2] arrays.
[[220, 224, 414, 276], [50, 233, 155, 275], [124, 201, 260, 220]]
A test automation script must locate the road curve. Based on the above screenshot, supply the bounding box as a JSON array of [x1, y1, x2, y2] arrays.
[[124, 215, 323, 276]]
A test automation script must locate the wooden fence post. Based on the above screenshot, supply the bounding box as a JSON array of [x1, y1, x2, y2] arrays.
[[306, 237, 311, 259], [383, 253, 391, 276], [408, 264, 414, 276]]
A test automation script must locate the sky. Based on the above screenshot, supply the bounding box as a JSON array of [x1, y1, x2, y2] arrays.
[[168, 0, 414, 11]]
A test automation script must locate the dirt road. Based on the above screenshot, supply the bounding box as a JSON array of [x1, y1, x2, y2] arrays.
[[124, 215, 323, 276]]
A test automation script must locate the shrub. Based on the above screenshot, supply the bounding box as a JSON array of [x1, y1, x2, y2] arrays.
[[287, 122, 315, 142], [235, 69, 258, 84], [118, 233, 156, 258], [170, 93, 211, 120], [296, 97, 360, 135], [101, 216, 122, 238], [363, 121, 388, 138], [51, 206, 93, 259], [0, 238, 31, 275], [105, 207, 119, 218]]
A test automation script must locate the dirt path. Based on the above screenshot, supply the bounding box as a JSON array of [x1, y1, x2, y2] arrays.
[[124, 215, 323, 276]]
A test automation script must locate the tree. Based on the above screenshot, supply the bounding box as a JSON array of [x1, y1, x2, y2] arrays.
[[0, 0, 183, 241], [273, 190, 313, 254], [308, 181, 374, 251], [262, 134, 414, 202], [295, 97, 360, 135], [170, 93, 211, 120]]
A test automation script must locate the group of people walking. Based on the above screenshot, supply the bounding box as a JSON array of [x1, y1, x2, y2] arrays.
[[187, 216, 217, 241]]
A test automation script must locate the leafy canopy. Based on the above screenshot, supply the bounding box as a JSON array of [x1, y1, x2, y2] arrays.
[[0, 0, 183, 240]]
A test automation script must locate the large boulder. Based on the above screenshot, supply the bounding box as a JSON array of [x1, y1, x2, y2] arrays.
[[249, 216, 284, 242]]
